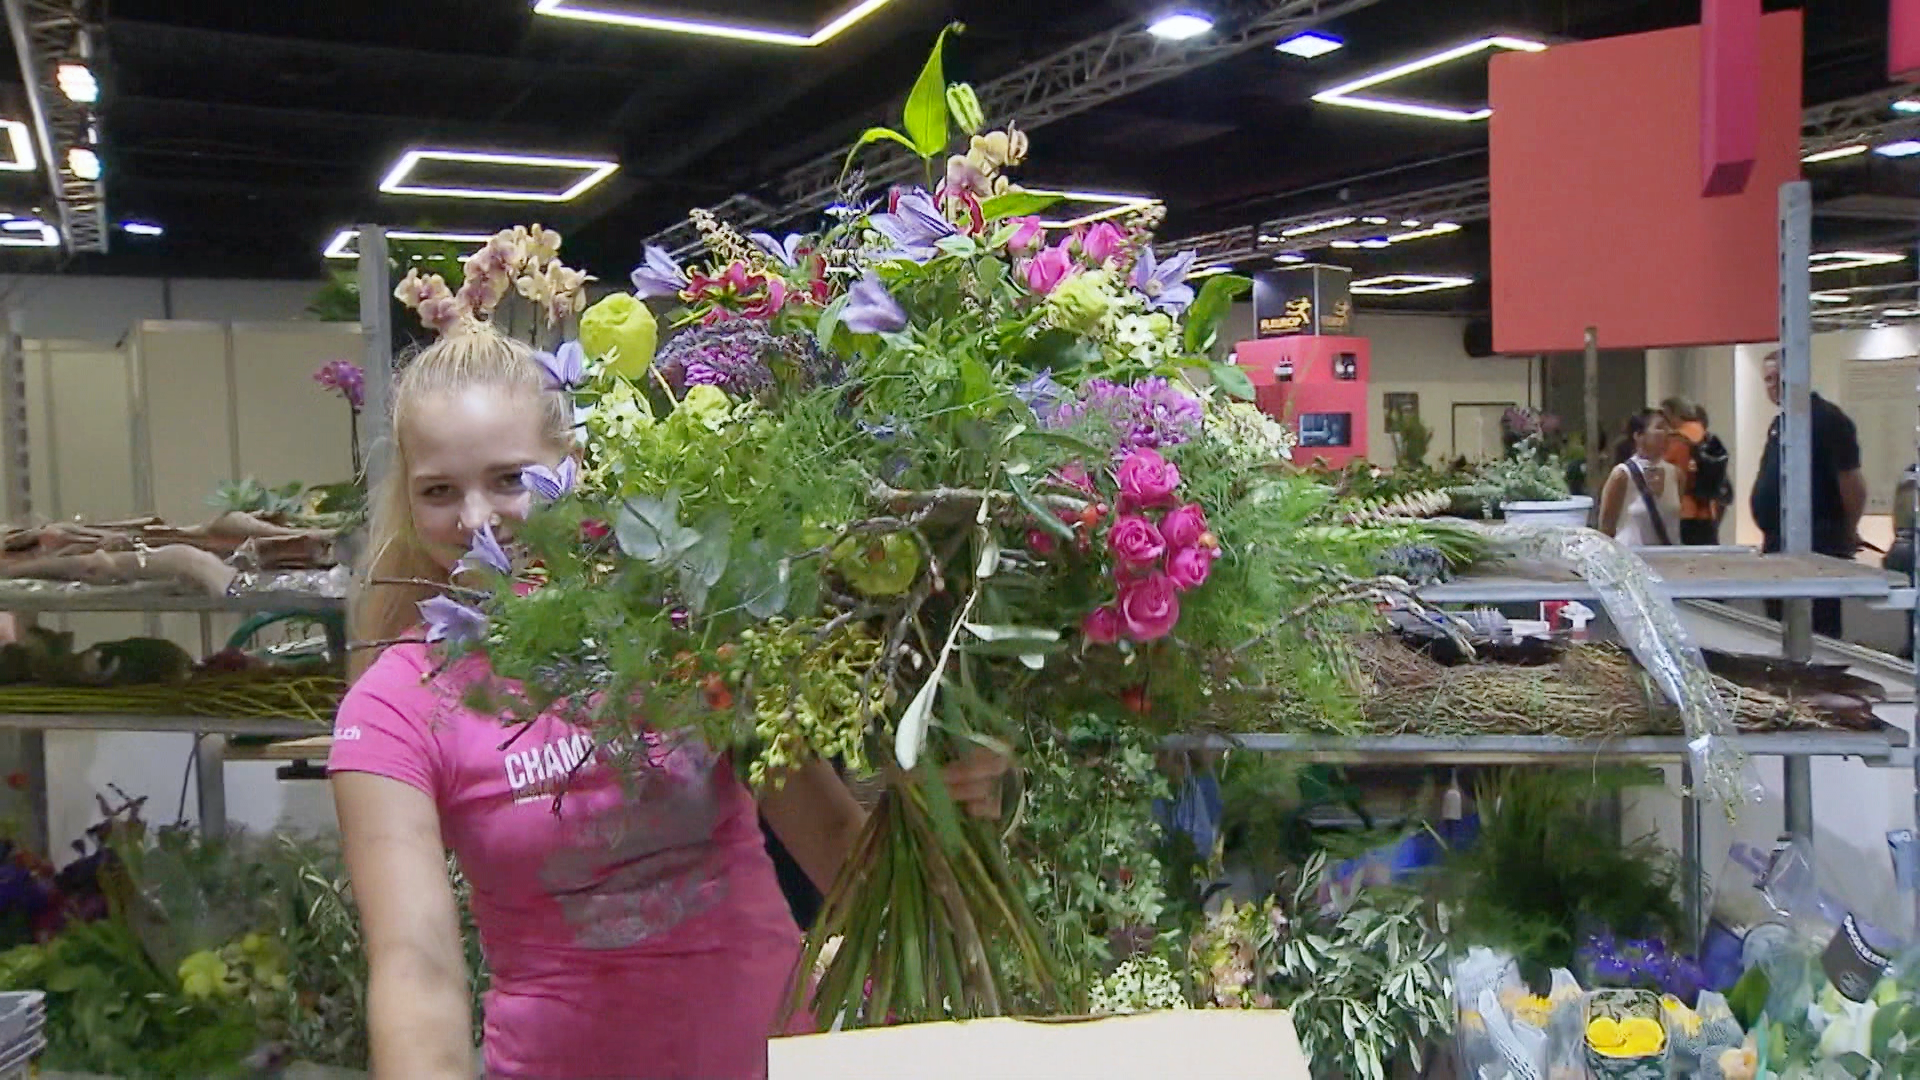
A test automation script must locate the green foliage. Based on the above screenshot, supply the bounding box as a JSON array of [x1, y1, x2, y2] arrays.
[[209, 476, 308, 518], [1264, 853, 1453, 1080], [1385, 408, 1433, 470], [1452, 433, 1573, 514], [1008, 709, 1174, 1011], [1441, 769, 1684, 972]]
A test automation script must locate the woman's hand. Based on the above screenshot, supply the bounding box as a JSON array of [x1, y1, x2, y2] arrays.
[[941, 746, 1013, 819]]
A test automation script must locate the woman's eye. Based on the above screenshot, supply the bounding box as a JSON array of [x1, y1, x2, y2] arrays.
[[495, 473, 526, 492], [419, 484, 454, 500]]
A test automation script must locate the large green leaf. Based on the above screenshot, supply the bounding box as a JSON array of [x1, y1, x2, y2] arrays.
[[841, 126, 920, 178], [980, 191, 1062, 222], [902, 22, 961, 158], [1211, 361, 1256, 401], [1183, 272, 1252, 354]]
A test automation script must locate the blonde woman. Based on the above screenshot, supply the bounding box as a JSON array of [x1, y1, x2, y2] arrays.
[[330, 325, 1005, 1079]]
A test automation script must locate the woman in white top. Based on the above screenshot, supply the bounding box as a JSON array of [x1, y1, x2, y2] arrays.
[[1598, 409, 1682, 546]]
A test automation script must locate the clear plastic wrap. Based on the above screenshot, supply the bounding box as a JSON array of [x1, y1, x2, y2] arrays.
[[1475, 523, 1764, 813], [224, 564, 351, 599]]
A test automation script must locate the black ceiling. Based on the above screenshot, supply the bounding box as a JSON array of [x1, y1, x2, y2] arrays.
[[0, 0, 1908, 318]]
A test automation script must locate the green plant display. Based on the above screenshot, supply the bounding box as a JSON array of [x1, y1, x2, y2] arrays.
[[1451, 433, 1575, 515]]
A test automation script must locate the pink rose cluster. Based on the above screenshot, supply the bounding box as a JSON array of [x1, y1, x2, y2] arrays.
[[1013, 218, 1135, 295], [1081, 448, 1219, 645]]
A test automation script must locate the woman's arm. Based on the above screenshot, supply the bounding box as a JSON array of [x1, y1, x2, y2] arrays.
[[333, 773, 475, 1080], [1596, 466, 1627, 536], [761, 750, 1013, 893]]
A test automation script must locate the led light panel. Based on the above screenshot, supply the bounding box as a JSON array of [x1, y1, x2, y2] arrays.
[[379, 149, 620, 202], [0, 220, 59, 248], [1313, 35, 1548, 122], [0, 121, 35, 172], [1802, 144, 1869, 163], [1808, 251, 1905, 273], [1276, 31, 1343, 59], [1350, 273, 1474, 295], [323, 228, 496, 260], [531, 0, 897, 47]]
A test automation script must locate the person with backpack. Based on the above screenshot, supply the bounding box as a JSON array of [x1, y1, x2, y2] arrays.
[[1660, 397, 1732, 545]]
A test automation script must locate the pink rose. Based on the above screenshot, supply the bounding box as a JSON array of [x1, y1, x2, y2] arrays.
[[1022, 240, 1075, 295], [1026, 528, 1057, 556], [1082, 605, 1123, 644], [1116, 448, 1180, 508], [1081, 222, 1127, 265], [1107, 514, 1166, 567], [1005, 215, 1044, 256], [1165, 545, 1216, 592], [1117, 572, 1180, 641], [1054, 461, 1097, 493], [1160, 503, 1208, 549]]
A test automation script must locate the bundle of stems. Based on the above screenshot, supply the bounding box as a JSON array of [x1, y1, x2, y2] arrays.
[[791, 764, 1062, 1027], [0, 673, 344, 721]]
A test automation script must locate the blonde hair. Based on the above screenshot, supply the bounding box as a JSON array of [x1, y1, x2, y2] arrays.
[[352, 326, 572, 677]]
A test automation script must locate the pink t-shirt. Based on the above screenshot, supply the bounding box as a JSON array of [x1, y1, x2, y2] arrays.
[[329, 642, 808, 1079]]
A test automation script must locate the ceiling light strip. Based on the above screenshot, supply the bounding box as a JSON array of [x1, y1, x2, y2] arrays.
[[379, 148, 621, 203], [1350, 274, 1475, 296], [1312, 35, 1547, 123], [530, 0, 897, 47], [323, 227, 496, 260]]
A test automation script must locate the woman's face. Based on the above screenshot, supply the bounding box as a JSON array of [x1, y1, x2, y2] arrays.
[[402, 387, 560, 571], [1636, 414, 1672, 458]]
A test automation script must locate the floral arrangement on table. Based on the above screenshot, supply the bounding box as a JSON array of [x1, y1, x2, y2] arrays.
[[384, 25, 1477, 1024]]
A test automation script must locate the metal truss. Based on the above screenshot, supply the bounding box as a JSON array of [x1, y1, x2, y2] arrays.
[[646, 0, 1386, 258], [1167, 86, 1920, 268], [3, 0, 107, 255], [1805, 281, 1920, 330]]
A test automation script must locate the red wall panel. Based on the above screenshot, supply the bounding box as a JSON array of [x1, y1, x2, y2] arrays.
[[1489, 11, 1802, 354], [1894, 0, 1920, 82]]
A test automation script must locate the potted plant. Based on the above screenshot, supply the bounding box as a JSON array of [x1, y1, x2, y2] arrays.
[[1452, 435, 1592, 528]]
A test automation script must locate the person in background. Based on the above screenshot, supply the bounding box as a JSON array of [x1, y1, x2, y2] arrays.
[[1750, 350, 1866, 638], [1659, 397, 1730, 545], [1597, 409, 1681, 546]]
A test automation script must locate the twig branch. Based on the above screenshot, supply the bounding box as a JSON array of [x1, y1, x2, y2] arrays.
[[370, 576, 490, 601]]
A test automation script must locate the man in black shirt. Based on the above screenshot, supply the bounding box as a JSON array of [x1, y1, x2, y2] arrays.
[[1750, 351, 1866, 637]]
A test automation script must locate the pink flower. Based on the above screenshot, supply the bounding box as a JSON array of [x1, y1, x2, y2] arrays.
[[1107, 514, 1167, 567], [1117, 572, 1180, 641], [1054, 461, 1097, 493], [1022, 240, 1075, 295], [1026, 528, 1057, 555], [1082, 605, 1123, 644], [1005, 215, 1044, 256], [1081, 222, 1127, 265], [1116, 448, 1181, 508], [1165, 545, 1216, 592], [1160, 503, 1207, 549]]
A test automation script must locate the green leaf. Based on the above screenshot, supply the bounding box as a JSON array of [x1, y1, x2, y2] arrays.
[[935, 234, 979, 258], [841, 126, 920, 178], [958, 355, 994, 406], [815, 293, 848, 351], [1211, 361, 1256, 401], [1183, 272, 1252, 354], [1009, 473, 1075, 541], [739, 542, 791, 619], [902, 22, 959, 158], [980, 191, 1062, 222], [614, 491, 700, 564], [976, 252, 1006, 292]]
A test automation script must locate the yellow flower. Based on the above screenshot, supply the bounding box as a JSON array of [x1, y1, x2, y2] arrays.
[[178, 950, 233, 1000], [675, 384, 732, 433], [580, 293, 660, 378]]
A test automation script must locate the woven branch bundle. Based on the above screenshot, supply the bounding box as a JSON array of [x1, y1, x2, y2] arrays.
[[0, 672, 345, 722]]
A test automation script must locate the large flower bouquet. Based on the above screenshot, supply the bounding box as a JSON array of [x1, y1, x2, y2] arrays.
[[391, 26, 1474, 1024]]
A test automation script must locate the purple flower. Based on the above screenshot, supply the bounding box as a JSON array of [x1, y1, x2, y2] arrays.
[[1049, 377, 1203, 454], [630, 245, 689, 299], [1013, 368, 1067, 420], [460, 522, 512, 576], [313, 360, 365, 411], [533, 340, 586, 391], [654, 320, 778, 398], [1130, 247, 1197, 314], [749, 232, 808, 267], [523, 457, 577, 501], [869, 188, 955, 264], [843, 273, 908, 334], [419, 595, 487, 645]]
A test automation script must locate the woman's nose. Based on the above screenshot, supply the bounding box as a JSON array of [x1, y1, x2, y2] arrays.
[[458, 496, 499, 534]]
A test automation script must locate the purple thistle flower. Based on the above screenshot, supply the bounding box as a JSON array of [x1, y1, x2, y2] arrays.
[[313, 360, 366, 411], [419, 595, 487, 645], [523, 457, 577, 502], [533, 340, 587, 392], [1047, 377, 1202, 454], [1013, 368, 1067, 421], [630, 245, 690, 299], [460, 522, 512, 576], [749, 231, 808, 268], [868, 188, 954, 264], [842, 273, 908, 335], [653, 319, 836, 399], [1130, 247, 1197, 314]]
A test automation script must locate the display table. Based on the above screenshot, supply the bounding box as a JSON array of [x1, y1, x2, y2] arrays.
[[769, 1010, 1309, 1079]]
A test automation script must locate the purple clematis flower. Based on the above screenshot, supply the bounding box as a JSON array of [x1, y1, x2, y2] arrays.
[[419, 595, 488, 645], [523, 457, 577, 502], [460, 522, 513, 576], [1013, 368, 1067, 420], [1131, 246, 1198, 314], [868, 188, 955, 264], [630, 245, 690, 299], [749, 232, 808, 268], [534, 340, 587, 391], [842, 273, 908, 334]]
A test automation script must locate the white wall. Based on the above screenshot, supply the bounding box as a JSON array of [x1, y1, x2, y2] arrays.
[[0, 274, 319, 343]]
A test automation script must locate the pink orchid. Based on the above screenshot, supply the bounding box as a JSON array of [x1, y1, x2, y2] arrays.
[[1005, 216, 1044, 256]]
